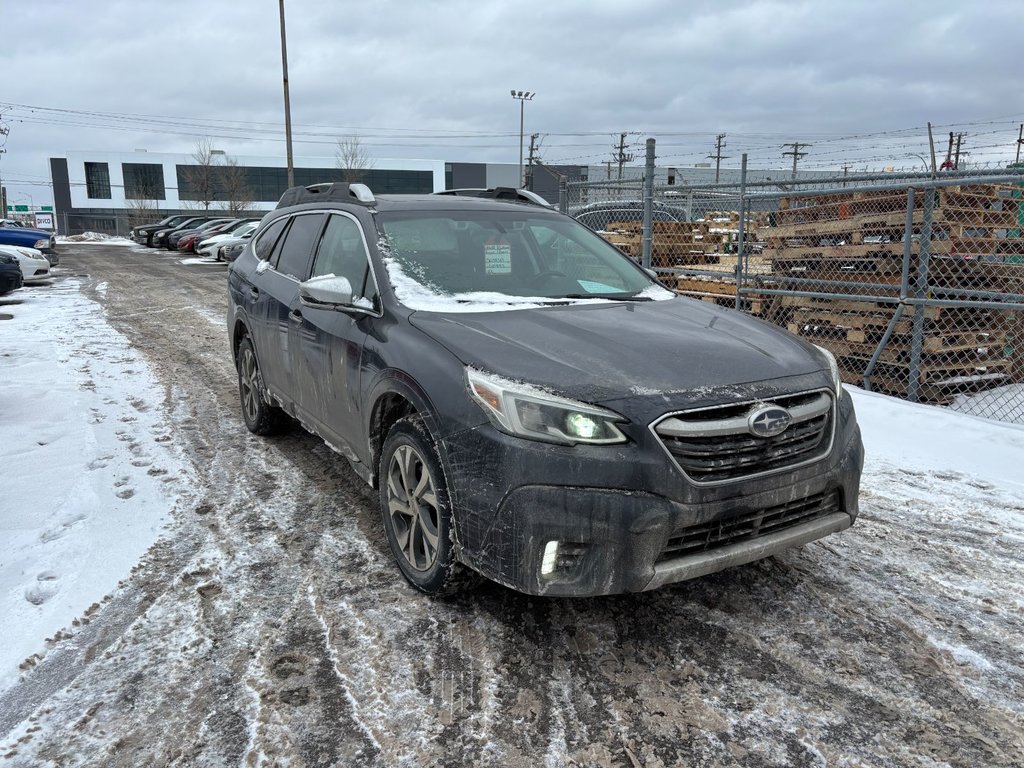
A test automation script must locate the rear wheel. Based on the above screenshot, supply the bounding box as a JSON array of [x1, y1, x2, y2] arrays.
[[379, 416, 474, 595], [235, 337, 287, 435]]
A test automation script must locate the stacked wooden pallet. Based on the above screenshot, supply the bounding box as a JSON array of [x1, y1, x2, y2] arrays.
[[753, 184, 1024, 402]]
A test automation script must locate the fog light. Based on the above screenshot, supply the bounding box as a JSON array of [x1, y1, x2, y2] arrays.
[[565, 412, 600, 440], [540, 541, 559, 576]]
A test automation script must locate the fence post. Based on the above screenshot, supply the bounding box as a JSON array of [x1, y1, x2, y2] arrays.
[[641, 138, 655, 269], [735, 153, 748, 311], [558, 176, 568, 214], [907, 187, 935, 402]]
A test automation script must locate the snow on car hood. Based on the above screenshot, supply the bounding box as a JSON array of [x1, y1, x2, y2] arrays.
[[409, 297, 826, 405]]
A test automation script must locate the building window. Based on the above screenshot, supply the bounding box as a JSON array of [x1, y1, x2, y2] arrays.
[[122, 163, 166, 200], [84, 162, 111, 199]]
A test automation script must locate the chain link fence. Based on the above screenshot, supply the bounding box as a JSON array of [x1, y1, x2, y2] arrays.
[[564, 155, 1024, 424]]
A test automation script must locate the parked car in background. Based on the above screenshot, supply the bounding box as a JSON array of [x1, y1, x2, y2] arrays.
[[151, 217, 217, 249], [0, 225, 57, 257], [0, 245, 51, 284], [130, 215, 194, 247], [168, 218, 235, 250], [227, 182, 863, 597], [0, 253, 24, 295], [179, 218, 256, 253], [197, 220, 260, 258], [218, 233, 253, 262], [569, 200, 689, 231]]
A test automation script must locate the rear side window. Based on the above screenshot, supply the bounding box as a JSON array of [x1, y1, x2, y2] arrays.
[[254, 218, 288, 261], [273, 213, 324, 279]]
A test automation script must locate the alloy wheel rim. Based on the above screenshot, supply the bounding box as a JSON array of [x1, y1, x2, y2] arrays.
[[386, 444, 440, 572], [240, 348, 259, 423]]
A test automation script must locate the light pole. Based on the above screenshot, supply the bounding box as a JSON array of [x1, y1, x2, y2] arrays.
[[278, 0, 295, 188], [510, 90, 534, 188]]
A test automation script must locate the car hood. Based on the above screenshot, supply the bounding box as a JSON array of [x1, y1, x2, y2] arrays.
[[0, 226, 50, 237], [409, 297, 826, 405]]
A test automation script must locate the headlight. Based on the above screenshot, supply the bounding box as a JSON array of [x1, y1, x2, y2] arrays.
[[33, 239, 49, 249], [466, 368, 627, 445], [813, 345, 842, 393]]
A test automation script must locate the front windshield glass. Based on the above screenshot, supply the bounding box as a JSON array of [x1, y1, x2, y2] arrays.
[[377, 210, 672, 311]]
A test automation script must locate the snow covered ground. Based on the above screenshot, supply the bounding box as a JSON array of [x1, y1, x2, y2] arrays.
[[1, 254, 1023, 765], [0, 279, 195, 690]]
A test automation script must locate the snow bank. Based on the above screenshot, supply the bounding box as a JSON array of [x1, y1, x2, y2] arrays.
[[0, 281, 194, 691], [947, 383, 1024, 425], [57, 233, 135, 246], [849, 386, 1024, 493]]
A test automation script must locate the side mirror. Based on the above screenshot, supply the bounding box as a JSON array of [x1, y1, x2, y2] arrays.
[[644, 267, 658, 280], [299, 274, 354, 308]]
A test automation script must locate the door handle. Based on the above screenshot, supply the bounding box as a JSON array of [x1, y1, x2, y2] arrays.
[[248, 286, 260, 299], [289, 309, 303, 323]]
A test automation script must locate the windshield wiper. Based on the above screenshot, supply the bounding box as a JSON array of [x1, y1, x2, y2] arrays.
[[558, 293, 654, 301]]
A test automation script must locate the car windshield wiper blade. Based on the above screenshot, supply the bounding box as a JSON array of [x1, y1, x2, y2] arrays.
[[558, 293, 654, 301]]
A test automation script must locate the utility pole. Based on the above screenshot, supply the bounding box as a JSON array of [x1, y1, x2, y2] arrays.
[[1016, 124, 1023, 164], [927, 122, 938, 177], [708, 133, 729, 183], [782, 142, 811, 179], [278, 0, 294, 188], [525, 133, 540, 190], [940, 131, 954, 170], [0, 112, 9, 219], [614, 133, 634, 182]]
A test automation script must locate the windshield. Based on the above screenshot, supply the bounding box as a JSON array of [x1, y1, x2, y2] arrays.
[[377, 210, 671, 310]]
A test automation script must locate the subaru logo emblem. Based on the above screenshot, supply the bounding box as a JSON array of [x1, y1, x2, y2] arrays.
[[748, 406, 791, 438]]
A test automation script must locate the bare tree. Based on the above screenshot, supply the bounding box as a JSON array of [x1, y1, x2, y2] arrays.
[[183, 137, 218, 211], [335, 135, 373, 183], [220, 156, 254, 215], [124, 173, 164, 228]]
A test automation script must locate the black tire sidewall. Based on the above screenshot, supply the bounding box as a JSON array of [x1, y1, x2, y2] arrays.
[[379, 417, 457, 594], [236, 336, 278, 435]]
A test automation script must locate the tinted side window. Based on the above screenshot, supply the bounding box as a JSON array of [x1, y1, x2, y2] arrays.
[[254, 218, 288, 261], [311, 214, 377, 302], [273, 213, 324, 279]]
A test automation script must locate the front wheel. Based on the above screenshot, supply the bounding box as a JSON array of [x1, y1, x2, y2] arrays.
[[379, 416, 474, 595]]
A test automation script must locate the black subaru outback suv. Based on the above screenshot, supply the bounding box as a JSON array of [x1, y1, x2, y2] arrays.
[[227, 182, 863, 597]]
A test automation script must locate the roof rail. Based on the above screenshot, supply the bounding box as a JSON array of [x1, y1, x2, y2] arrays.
[[276, 182, 376, 209], [432, 187, 553, 207]]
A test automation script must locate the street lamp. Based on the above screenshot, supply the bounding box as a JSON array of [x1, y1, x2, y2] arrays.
[[510, 90, 534, 188], [278, 0, 294, 188]]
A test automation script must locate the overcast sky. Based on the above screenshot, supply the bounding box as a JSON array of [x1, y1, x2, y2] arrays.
[[2, 0, 1022, 207]]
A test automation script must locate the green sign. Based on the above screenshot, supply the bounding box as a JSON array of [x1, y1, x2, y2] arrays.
[[13, 205, 28, 212], [42, 206, 53, 211]]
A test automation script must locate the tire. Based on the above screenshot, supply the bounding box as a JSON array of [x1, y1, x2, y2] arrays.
[[379, 416, 474, 595], [235, 336, 288, 435]]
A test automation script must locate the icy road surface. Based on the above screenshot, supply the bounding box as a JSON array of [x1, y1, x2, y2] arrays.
[[1, 245, 1022, 767]]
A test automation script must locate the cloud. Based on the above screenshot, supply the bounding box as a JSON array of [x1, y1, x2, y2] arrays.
[[2, 0, 1021, 205]]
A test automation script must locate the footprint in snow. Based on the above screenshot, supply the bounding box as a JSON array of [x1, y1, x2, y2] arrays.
[[116, 488, 136, 500], [24, 572, 60, 605], [39, 514, 87, 543]]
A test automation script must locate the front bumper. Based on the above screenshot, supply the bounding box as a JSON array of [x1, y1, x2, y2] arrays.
[[0, 269, 23, 293], [442, 389, 863, 597]]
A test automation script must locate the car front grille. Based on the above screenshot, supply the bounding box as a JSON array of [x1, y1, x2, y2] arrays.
[[653, 390, 833, 484], [657, 490, 842, 562]]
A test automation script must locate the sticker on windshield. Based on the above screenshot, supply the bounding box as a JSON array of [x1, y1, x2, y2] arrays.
[[576, 279, 620, 293], [484, 241, 512, 274]]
